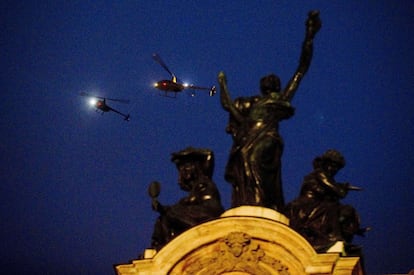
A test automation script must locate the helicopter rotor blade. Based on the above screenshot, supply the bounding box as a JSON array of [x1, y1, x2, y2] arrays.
[[80, 92, 105, 100], [80, 92, 129, 103], [152, 53, 176, 79], [104, 97, 130, 104]]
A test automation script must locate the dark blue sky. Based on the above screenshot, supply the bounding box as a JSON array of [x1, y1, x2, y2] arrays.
[[1, 1, 413, 274]]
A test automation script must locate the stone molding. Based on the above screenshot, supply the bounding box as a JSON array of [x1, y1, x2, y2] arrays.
[[115, 206, 363, 275]]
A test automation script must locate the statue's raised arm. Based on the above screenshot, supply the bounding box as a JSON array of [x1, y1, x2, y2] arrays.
[[282, 10, 321, 102], [218, 71, 244, 124]]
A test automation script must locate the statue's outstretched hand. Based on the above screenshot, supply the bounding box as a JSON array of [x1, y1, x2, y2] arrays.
[[306, 10, 321, 38], [218, 71, 227, 87], [345, 182, 363, 191]]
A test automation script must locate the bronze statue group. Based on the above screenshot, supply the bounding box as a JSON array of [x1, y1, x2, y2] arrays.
[[147, 11, 368, 257]]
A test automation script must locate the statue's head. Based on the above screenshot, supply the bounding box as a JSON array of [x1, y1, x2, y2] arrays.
[[171, 147, 215, 190], [313, 149, 345, 176], [260, 74, 281, 95]]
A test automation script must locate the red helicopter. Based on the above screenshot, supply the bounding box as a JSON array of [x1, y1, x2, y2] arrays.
[[152, 53, 216, 98], [80, 92, 130, 121]]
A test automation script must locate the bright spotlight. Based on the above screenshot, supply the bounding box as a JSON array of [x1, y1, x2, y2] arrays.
[[89, 98, 97, 106]]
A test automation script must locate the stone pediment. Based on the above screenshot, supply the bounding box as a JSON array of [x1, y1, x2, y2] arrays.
[[115, 206, 363, 275]]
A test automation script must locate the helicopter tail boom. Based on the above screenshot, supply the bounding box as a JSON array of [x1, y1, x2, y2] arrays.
[[187, 85, 216, 96], [109, 106, 130, 121]]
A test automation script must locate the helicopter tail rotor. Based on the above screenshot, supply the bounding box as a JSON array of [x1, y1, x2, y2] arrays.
[[209, 86, 216, 96]]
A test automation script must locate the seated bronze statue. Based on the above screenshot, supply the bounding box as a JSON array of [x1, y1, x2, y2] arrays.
[[285, 149, 368, 255], [149, 147, 224, 251]]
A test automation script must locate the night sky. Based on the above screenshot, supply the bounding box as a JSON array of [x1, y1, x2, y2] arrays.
[[1, 1, 413, 274]]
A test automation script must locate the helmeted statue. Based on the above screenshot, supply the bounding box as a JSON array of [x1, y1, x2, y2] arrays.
[[284, 149, 368, 254], [149, 147, 224, 250], [218, 11, 321, 210]]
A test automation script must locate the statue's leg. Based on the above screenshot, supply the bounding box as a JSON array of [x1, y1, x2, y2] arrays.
[[248, 134, 284, 209]]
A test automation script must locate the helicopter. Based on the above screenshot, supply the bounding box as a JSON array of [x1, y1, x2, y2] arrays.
[[80, 92, 130, 121], [152, 53, 216, 98]]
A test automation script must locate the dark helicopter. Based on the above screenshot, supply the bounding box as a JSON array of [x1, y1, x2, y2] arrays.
[[80, 92, 130, 121], [152, 53, 216, 98]]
